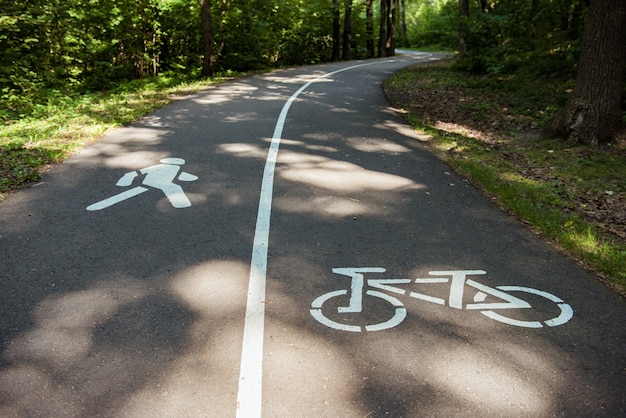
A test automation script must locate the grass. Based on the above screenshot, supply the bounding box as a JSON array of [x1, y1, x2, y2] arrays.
[[0, 74, 224, 198], [385, 60, 626, 292]]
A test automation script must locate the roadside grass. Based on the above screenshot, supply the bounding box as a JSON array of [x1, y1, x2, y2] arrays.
[[0, 75, 223, 199], [385, 60, 626, 292]]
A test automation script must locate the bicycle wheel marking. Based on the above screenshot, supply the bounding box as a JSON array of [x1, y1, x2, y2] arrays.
[[310, 289, 407, 333], [310, 268, 574, 332], [363, 291, 407, 332], [310, 289, 362, 332], [494, 286, 574, 327]]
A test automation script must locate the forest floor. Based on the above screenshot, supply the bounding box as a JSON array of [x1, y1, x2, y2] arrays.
[[384, 59, 626, 292]]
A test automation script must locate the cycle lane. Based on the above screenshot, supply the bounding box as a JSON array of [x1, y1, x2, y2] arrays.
[[260, 59, 626, 416], [0, 53, 623, 418]]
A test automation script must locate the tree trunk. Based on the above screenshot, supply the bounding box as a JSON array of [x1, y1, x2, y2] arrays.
[[366, 0, 374, 57], [378, 0, 397, 57], [458, 0, 469, 59], [342, 0, 353, 61], [332, 0, 341, 61], [217, 0, 228, 62], [378, 0, 388, 57], [548, 0, 626, 146], [200, 0, 214, 77], [389, 0, 398, 55], [400, 0, 407, 47]]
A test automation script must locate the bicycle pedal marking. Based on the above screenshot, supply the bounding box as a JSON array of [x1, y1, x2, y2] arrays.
[[310, 267, 574, 332]]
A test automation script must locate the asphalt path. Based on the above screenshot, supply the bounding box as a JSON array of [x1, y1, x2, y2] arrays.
[[1, 52, 624, 417]]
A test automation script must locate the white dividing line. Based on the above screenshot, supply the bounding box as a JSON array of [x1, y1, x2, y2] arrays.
[[235, 61, 383, 418]]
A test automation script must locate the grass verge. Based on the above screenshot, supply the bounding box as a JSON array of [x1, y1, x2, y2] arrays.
[[384, 59, 626, 293], [0, 74, 224, 199]]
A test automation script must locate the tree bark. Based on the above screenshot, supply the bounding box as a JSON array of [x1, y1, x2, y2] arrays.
[[365, 0, 374, 58], [389, 0, 398, 54], [378, 0, 397, 57], [548, 0, 626, 145], [332, 0, 341, 61], [378, 0, 388, 57], [200, 0, 214, 77], [400, 0, 407, 46], [342, 0, 353, 61], [458, 0, 469, 59]]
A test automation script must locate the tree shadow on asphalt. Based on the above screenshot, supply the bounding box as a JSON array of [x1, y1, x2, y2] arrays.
[[1, 64, 624, 417]]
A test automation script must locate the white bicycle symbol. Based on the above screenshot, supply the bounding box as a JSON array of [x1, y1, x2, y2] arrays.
[[310, 268, 573, 332]]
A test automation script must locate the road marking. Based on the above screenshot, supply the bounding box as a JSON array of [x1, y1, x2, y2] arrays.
[[236, 61, 384, 418], [86, 158, 197, 210], [310, 267, 574, 332]]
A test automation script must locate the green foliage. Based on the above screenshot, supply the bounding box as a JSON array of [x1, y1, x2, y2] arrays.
[[405, 0, 458, 50], [458, 0, 586, 77], [1, 0, 379, 120], [404, 0, 587, 78]]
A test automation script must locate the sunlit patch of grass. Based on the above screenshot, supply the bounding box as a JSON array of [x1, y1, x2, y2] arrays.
[[0, 75, 222, 200]]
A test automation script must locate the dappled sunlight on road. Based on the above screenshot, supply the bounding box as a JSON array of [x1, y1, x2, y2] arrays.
[[77, 127, 168, 169], [260, 71, 337, 86], [278, 138, 337, 153], [170, 260, 248, 318], [223, 112, 260, 123], [0, 260, 253, 416], [1, 278, 152, 416], [4, 278, 148, 365], [263, 321, 360, 416], [190, 82, 258, 105], [273, 195, 371, 217], [276, 151, 424, 193], [216, 142, 269, 159], [431, 349, 548, 414], [344, 136, 414, 154]]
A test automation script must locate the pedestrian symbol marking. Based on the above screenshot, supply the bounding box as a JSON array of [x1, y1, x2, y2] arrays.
[[86, 158, 198, 211]]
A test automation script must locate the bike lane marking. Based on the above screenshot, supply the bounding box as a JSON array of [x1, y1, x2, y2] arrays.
[[310, 268, 575, 332], [235, 58, 430, 417]]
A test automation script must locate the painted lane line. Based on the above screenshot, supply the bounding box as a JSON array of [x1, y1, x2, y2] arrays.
[[235, 61, 386, 418]]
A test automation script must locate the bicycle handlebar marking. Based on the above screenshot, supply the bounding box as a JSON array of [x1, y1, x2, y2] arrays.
[[310, 267, 574, 332]]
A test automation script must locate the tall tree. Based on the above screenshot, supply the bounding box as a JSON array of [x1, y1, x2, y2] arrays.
[[378, 0, 388, 57], [332, 0, 341, 61], [548, 0, 626, 145], [458, 0, 469, 59], [342, 0, 353, 60], [365, 0, 374, 57], [378, 0, 397, 57], [399, 0, 407, 47], [200, 0, 214, 76]]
